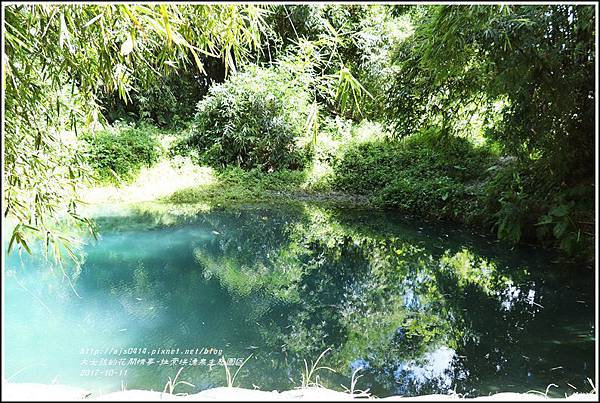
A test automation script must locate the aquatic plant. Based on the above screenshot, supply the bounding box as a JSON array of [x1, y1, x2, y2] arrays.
[[222, 354, 254, 388], [300, 347, 336, 388], [162, 367, 195, 395]]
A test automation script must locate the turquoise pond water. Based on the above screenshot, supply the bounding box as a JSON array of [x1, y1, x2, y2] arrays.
[[3, 202, 596, 397]]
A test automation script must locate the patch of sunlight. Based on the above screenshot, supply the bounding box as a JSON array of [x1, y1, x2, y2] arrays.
[[80, 156, 216, 205], [454, 96, 510, 148], [301, 158, 333, 191], [351, 120, 389, 143], [301, 119, 387, 191]]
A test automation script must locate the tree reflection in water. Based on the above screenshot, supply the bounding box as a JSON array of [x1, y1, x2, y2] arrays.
[[4, 202, 595, 397]]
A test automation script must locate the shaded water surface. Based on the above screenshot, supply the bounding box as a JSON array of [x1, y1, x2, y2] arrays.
[[4, 203, 595, 397]]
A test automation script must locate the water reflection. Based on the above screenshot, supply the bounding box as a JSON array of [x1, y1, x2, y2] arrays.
[[393, 346, 464, 394], [3, 202, 595, 397]]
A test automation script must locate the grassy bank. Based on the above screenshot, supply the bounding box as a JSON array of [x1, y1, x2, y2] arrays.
[[81, 158, 370, 209]]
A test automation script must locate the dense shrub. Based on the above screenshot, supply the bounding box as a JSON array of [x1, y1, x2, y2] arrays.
[[81, 123, 161, 183], [483, 160, 594, 257], [182, 65, 312, 171], [332, 128, 494, 220], [99, 68, 222, 129], [99, 50, 229, 130]]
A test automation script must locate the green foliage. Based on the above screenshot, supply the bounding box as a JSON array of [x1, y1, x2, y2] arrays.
[[262, 5, 324, 55], [350, 6, 414, 120], [535, 185, 594, 257], [483, 159, 594, 257], [376, 176, 468, 219], [166, 167, 307, 204], [4, 3, 269, 256], [263, 5, 368, 59], [381, 4, 595, 257], [388, 4, 595, 158], [483, 162, 530, 243], [81, 123, 161, 183], [332, 124, 593, 258], [263, 5, 417, 120], [386, 5, 595, 176], [181, 65, 313, 171], [100, 68, 222, 129], [263, 5, 377, 120], [332, 128, 494, 220]]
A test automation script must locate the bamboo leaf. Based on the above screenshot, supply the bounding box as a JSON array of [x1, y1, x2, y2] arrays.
[[19, 236, 32, 255], [159, 5, 172, 44], [7, 227, 20, 255], [83, 13, 103, 28], [59, 12, 69, 49], [189, 47, 206, 74]]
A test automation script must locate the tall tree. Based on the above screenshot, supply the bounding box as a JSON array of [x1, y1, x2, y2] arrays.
[[386, 4, 595, 181]]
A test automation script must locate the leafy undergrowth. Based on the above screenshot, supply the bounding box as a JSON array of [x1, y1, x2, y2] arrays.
[[331, 128, 496, 223], [81, 122, 163, 184]]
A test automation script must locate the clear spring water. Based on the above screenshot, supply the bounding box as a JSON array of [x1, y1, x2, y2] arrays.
[[3, 202, 595, 397]]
